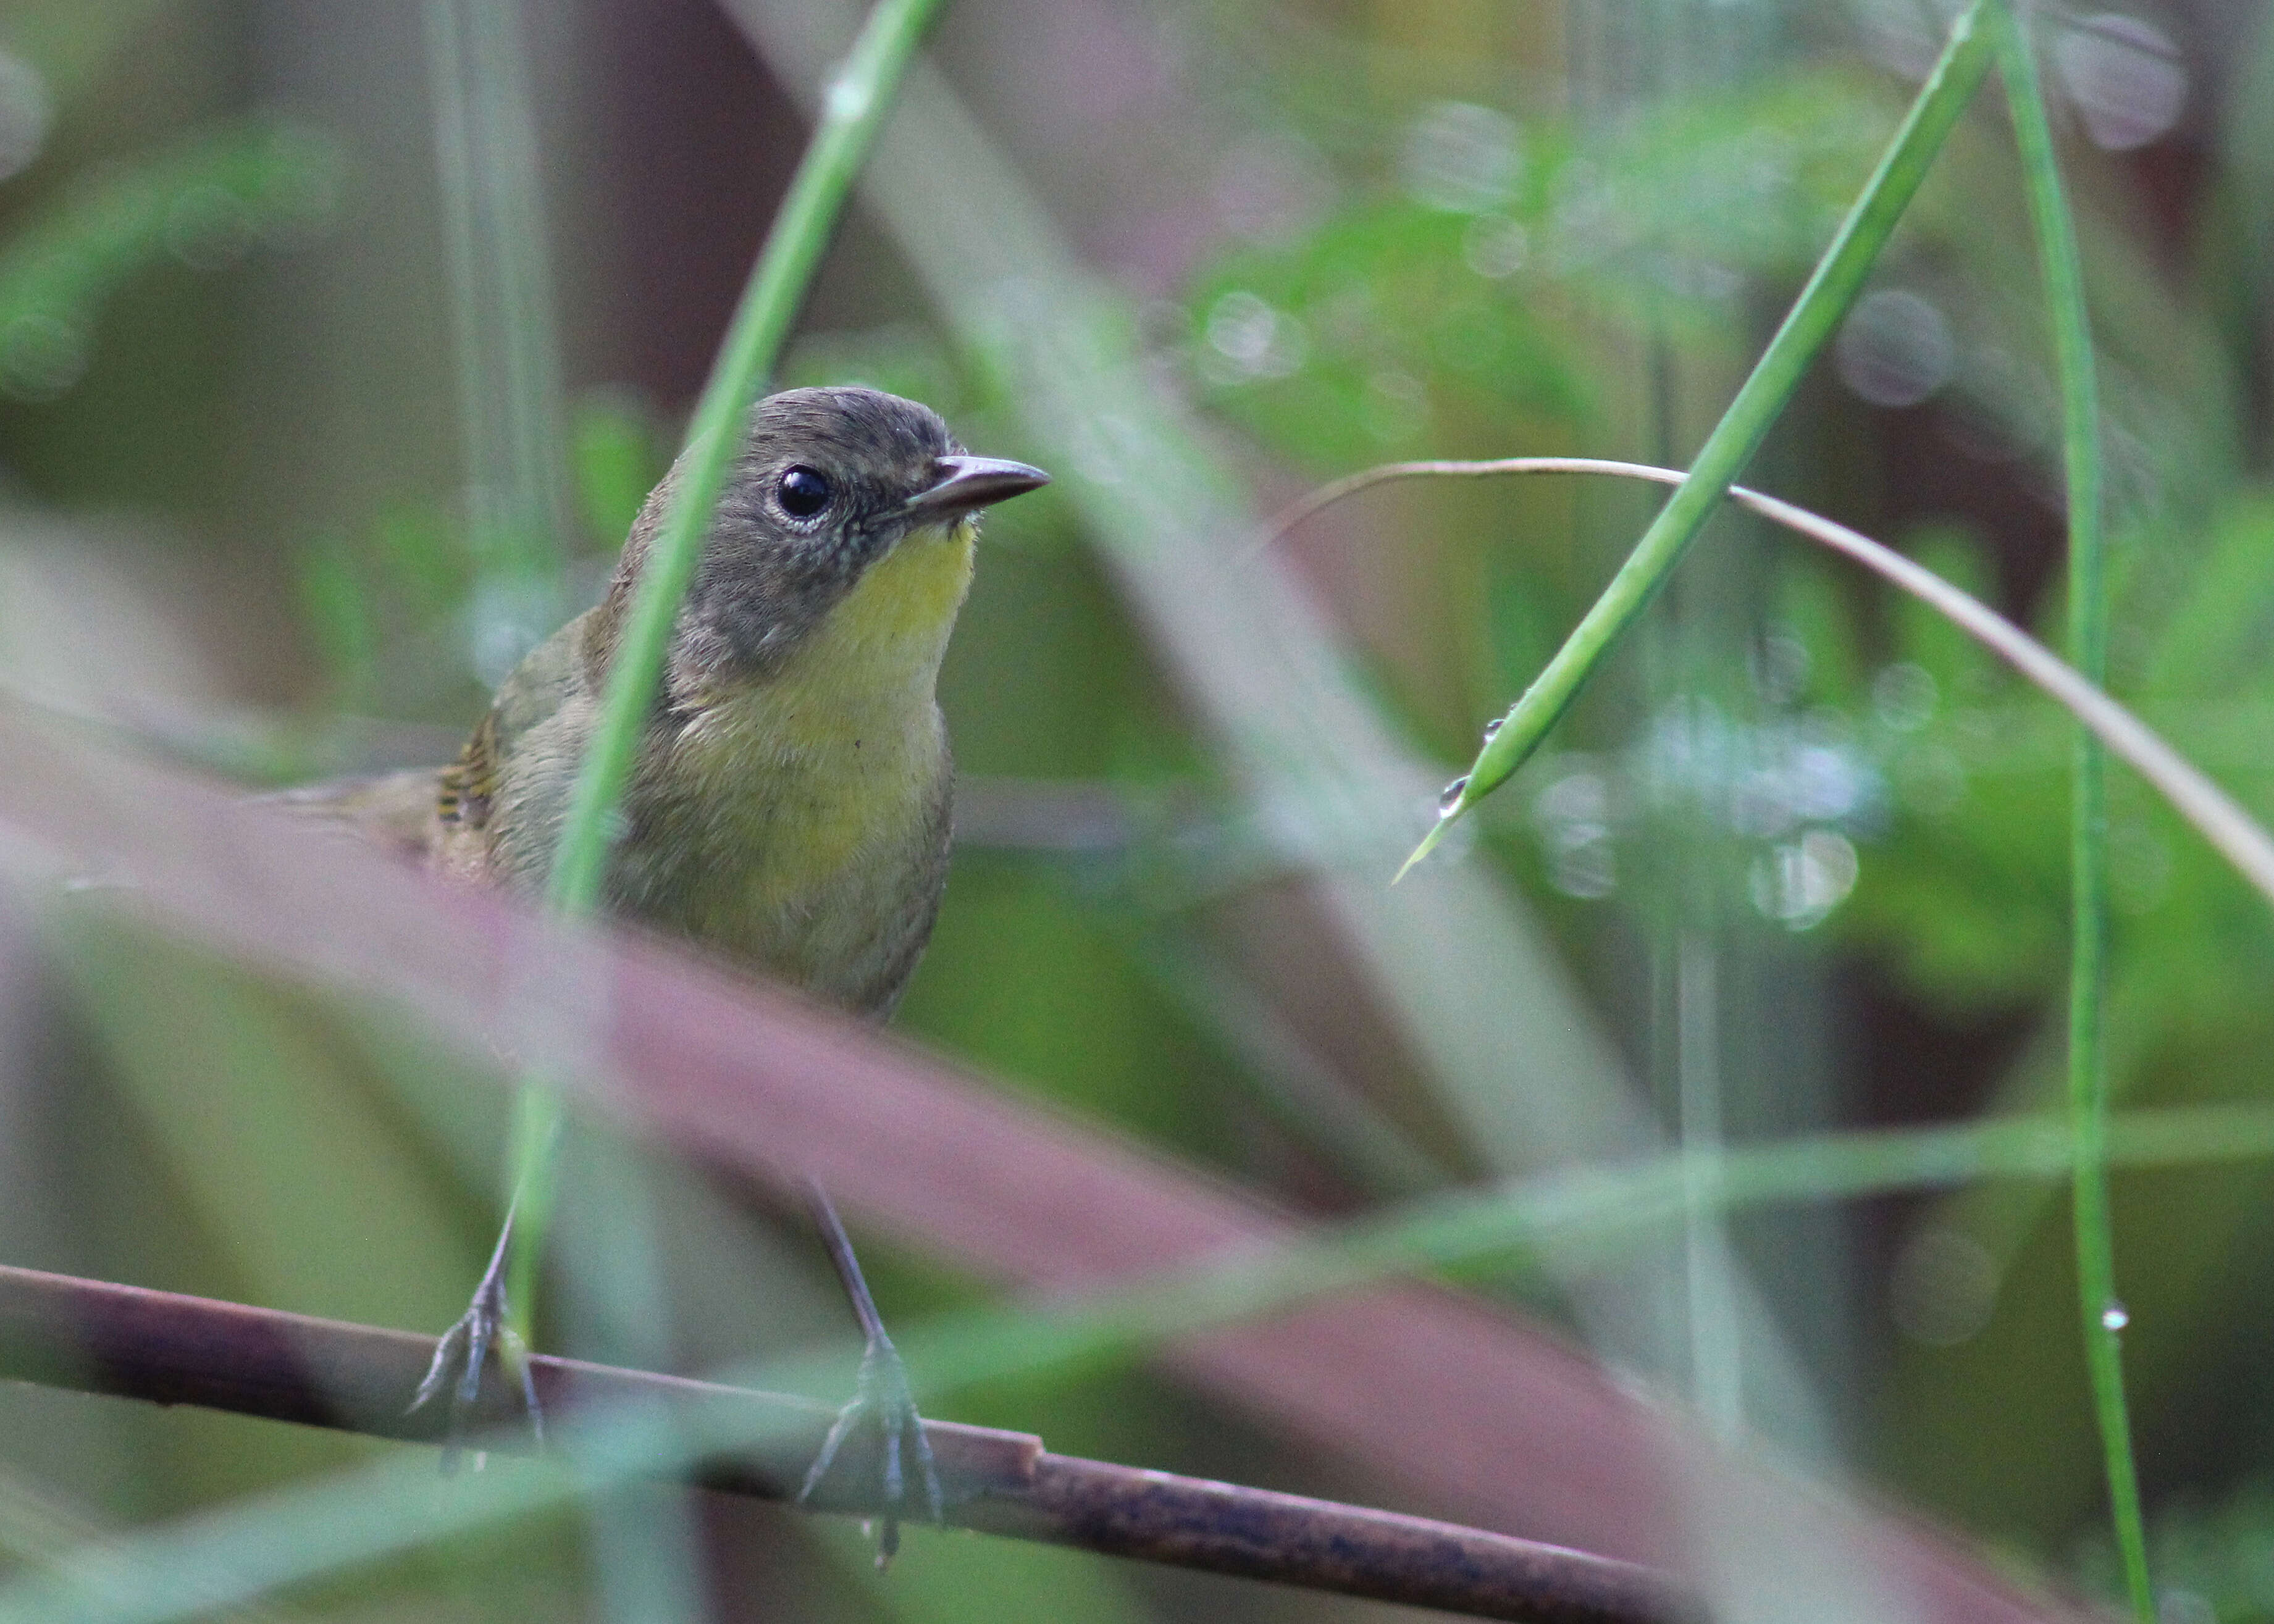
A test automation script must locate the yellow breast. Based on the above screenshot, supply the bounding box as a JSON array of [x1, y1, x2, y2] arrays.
[[658, 518, 974, 955]]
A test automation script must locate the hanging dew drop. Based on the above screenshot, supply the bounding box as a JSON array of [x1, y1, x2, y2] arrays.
[[2100, 1301, 2129, 1332], [1481, 717, 1502, 742], [1438, 776, 1469, 814]]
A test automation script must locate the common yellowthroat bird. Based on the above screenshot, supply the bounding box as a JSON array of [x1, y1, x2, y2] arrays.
[[300, 385, 1047, 1552]]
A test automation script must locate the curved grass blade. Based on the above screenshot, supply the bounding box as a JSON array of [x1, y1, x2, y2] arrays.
[[1403, 0, 1995, 877], [1267, 456, 2274, 909]]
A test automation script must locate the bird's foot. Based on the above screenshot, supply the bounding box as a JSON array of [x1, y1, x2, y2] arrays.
[[797, 1330, 943, 1570], [408, 1255, 543, 1473], [797, 1180, 942, 1568]]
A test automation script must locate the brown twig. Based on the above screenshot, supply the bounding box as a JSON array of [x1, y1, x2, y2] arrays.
[[0, 1262, 1692, 1624]]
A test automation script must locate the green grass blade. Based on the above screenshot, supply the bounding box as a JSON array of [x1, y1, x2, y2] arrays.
[[422, 0, 574, 666], [12, 1096, 2274, 1624], [1987, 2, 2149, 1614], [1404, 1, 1995, 875]]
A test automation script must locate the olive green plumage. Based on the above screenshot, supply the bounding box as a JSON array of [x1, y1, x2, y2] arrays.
[[299, 386, 1047, 1017]]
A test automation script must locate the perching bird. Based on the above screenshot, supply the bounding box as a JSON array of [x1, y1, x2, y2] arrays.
[[291, 384, 1047, 1554]]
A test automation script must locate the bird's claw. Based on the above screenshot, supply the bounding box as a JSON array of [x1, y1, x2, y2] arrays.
[[797, 1334, 943, 1570], [408, 1265, 543, 1473]]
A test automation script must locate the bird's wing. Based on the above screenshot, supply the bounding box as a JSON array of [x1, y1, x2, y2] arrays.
[[270, 609, 595, 865], [438, 610, 593, 835], [262, 768, 445, 863]]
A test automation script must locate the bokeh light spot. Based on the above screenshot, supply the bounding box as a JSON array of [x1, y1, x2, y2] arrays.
[[2054, 14, 2185, 151]]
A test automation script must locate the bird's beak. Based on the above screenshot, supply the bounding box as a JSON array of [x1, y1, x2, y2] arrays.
[[901, 454, 1051, 521]]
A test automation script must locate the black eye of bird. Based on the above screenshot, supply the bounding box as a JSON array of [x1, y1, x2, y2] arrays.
[[777, 466, 832, 519]]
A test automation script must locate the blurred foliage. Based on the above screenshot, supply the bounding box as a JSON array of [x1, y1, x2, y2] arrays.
[[2, 0, 2273, 1617], [1178, 72, 1918, 467], [2079, 1480, 2274, 1624], [294, 391, 663, 724], [249, 27, 2274, 1601], [0, 121, 338, 404], [1156, 22, 2274, 1580]]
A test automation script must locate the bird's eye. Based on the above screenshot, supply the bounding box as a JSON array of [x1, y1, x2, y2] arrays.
[[777, 466, 833, 519]]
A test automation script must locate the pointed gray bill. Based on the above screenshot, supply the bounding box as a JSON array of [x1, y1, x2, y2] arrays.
[[902, 454, 1050, 521]]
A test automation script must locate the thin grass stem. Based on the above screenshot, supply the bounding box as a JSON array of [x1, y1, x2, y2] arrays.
[[422, 0, 572, 672], [1403, 1, 1994, 876], [1987, 2, 2150, 1611]]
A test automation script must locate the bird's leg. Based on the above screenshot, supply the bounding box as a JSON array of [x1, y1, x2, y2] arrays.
[[795, 1180, 942, 1568], [409, 1194, 544, 1472]]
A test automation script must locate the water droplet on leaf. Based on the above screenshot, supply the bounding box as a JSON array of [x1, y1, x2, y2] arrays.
[[1438, 776, 1469, 814], [2101, 1301, 2129, 1332]]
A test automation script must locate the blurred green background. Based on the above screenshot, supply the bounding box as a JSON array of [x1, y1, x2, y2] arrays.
[[1, 0, 2271, 1618]]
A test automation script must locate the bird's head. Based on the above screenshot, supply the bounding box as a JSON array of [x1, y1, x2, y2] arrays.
[[604, 386, 1049, 695]]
